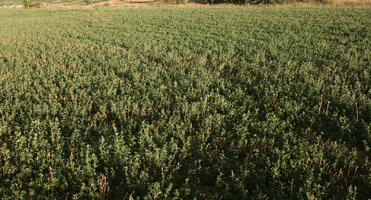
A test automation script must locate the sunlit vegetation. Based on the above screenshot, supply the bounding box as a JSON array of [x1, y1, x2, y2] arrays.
[[0, 7, 370, 199]]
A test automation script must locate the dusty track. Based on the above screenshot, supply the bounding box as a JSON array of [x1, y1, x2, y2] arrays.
[[3, 0, 370, 9]]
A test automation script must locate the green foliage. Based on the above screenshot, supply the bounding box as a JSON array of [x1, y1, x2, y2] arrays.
[[201, 0, 328, 5], [23, 0, 31, 7], [0, 7, 370, 199]]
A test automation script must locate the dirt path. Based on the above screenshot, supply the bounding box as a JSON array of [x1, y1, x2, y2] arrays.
[[3, 0, 370, 9]]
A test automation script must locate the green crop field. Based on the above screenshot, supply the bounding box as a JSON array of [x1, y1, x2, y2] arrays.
[[0, 7, 370, 199]]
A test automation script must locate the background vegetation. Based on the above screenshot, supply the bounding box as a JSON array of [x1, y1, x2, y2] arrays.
[[0, 7, 370, 199]]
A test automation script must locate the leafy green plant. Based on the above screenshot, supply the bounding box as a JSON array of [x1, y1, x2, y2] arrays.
[[0, 7, 370, 199], [23, 0, 31, 8]]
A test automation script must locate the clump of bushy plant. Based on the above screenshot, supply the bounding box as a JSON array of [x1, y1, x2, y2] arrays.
[[23, 0, 31, 8], [104, 1, 112, 6]]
